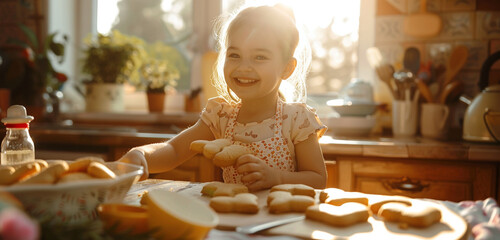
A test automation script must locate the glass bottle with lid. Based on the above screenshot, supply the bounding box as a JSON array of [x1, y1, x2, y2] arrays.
[[1, 105, 35, 165]]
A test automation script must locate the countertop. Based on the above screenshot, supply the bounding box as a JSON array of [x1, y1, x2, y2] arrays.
[[24, 112, 500, 162]]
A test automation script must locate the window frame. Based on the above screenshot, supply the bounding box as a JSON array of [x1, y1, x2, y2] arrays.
[[49, 0, 375, 106]]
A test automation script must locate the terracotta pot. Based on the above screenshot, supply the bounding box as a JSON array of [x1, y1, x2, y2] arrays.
[[147, 92, 166, 113]]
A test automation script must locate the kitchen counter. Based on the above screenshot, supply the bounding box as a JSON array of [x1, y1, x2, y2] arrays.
[[320, 135, 500, 162], [20, 112, 500, 202], [28, 118, 500, 162]]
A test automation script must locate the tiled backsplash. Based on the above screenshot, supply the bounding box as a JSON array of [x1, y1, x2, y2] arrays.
[[374, 0, 500, 132]]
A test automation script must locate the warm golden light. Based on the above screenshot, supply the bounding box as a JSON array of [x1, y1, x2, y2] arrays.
[[311, 230, 335, 239]]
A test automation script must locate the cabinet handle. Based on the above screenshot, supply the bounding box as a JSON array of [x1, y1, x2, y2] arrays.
[[384, 177, 429, 193]]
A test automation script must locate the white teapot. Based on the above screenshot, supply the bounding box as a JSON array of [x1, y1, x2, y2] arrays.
[[462, 51, 500, 143]]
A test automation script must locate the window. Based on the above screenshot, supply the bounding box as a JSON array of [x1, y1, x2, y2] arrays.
[[49, 0, 374, 112]]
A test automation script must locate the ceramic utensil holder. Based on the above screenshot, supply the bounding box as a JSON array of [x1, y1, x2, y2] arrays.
[[392, 100, 418, 137]]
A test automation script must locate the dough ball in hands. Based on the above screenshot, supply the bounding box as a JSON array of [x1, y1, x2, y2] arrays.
[[203, 139, 231, 160], [189, 140, 210, 153], [213, 145, 251, 167]]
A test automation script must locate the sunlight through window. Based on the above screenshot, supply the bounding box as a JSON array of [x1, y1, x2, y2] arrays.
[[97, 0, 361, 94]]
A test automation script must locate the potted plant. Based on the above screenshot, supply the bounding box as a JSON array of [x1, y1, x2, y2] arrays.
[[140, 57, 179, 113], [81, 30, 146, 112], [1, 24, 68, 119]]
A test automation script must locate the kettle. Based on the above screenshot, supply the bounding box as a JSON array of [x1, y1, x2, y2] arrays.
[[462, 51, 500, 143]]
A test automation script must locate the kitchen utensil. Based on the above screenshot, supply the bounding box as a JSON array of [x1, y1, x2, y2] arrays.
[[393, 69, 416, 101], [403, 47, 421, 76], [416, 78, 434, 103], [376, 64, 398, 98], [365, 47, 398, 99], [403, 0, 442, 38], [439, 80, 464, 104], [463, 51, 500, 143], [442, 45, 468, 91], [236, 216, 305, 234]]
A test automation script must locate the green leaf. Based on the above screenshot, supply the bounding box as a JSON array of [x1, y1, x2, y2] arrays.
[[18, 23, 38, 49]]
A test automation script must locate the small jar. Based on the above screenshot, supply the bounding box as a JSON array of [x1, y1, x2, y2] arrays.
[[1, 105, 35, 165]]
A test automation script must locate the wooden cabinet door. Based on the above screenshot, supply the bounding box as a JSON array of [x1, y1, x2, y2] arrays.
[[336, 157, 497, 202]]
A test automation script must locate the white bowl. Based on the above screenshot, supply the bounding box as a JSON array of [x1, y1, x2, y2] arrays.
[[2, 161, 143, 224], [326, 116, 376, 137], [327, 99, 378, 116]]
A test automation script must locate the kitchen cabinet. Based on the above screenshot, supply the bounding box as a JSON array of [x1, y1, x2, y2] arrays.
[[325, 157, 497, 202]]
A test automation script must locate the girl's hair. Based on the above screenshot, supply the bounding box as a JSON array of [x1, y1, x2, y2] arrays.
[[212, 2, 311, 104]]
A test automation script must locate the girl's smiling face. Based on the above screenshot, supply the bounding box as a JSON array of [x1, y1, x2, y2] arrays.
[[224, 24, 293, 102]]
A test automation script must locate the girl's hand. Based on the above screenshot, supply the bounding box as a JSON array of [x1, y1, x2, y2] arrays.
[[117, 148, 149, 180], [235, 154, 281, 191]]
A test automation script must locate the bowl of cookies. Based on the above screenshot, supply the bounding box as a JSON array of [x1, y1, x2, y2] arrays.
[[0, 157, 143, 224]]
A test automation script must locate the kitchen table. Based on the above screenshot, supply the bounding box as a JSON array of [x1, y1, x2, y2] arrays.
[[123, 179, 498, 240], [124, 179, 301, 240]]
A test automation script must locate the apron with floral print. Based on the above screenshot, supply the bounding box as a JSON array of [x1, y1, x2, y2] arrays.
[[222, 99, 295, 183]]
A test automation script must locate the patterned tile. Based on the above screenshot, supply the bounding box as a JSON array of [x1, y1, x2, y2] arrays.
[[375, 15, 407, 43], [386, 0, 408, 13], [438, 12, 475, 41], [456, 40, 489, 70], [426, 42, 453, 66], [457, 70, 481, 96], [408, 0, 442, 13], [475, 11, 500, 39], [442, 0, 476, 12], [378, 0, 405, 15]]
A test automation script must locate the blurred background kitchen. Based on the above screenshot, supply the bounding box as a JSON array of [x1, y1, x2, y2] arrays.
[[0, 0, 499, 202]]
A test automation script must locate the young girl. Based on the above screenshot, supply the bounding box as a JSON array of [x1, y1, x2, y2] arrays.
[[118, 3, 327, 191]]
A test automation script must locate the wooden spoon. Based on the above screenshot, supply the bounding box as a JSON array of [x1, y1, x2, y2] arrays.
[[375, 63, 398, 99], [442, 45, 468, 90], [416, 78, 433, 103], [439, 80, 464, 104]]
